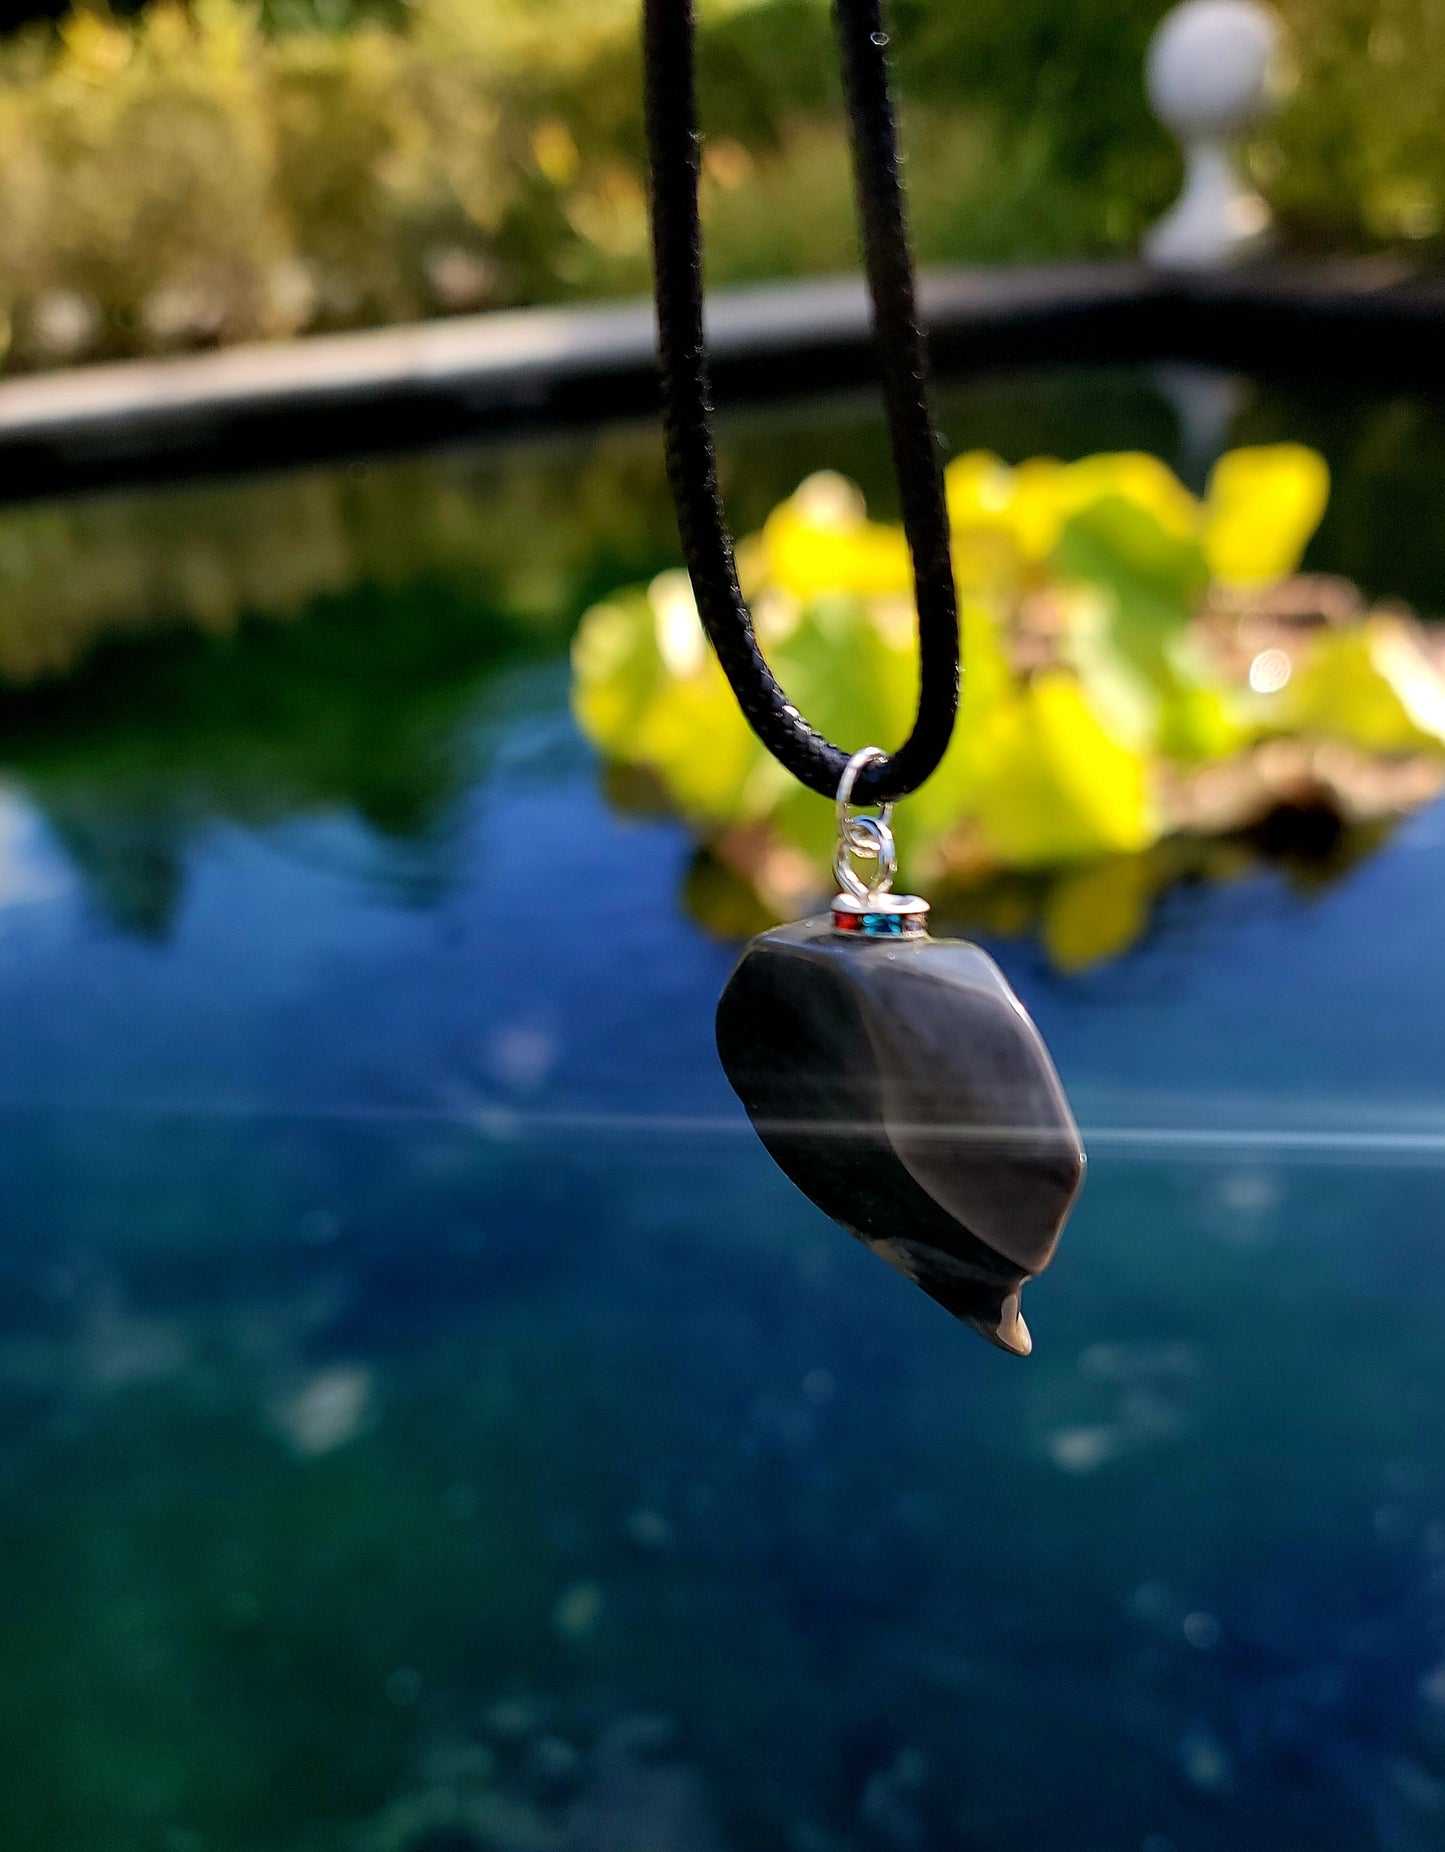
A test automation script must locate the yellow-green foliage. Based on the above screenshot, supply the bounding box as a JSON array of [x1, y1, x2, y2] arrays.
[[0, 0, 501, 360], [1269, 0, 1445, 248], [0, 425, 678, 681], [0, 0, 1438, 371], [0, 0, 813, 367], [571, 443, 1445, 960]]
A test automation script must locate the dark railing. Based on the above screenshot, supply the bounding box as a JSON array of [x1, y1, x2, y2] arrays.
[[2, 259, 1444, 503]]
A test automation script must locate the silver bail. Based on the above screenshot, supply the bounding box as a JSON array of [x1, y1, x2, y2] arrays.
[[831, 747, 930, 939]]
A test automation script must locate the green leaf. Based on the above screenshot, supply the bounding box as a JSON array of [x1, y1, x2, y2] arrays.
[[970, 672, 1160, 868], [1055, 499, 1241, 764], [569, 588, 667, 760], [1055, 493, 1209, 613], [1285, 616, 1445, 755], [571, 580, 773, 822], [767, 593, 918, 754]]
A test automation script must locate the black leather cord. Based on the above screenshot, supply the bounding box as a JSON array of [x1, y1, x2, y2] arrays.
[[642, 0, 959, 805]]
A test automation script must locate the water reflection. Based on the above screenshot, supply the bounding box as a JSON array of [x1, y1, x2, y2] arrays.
[[678, 809, 1402, 974], [3, 1120, 1444, 1850], [5, 365, 1443, 953], [1, 582, 546, 933], [2, 365, 1445, 1850]]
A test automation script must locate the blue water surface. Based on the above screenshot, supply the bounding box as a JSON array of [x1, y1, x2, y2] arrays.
[[1, 366, 1444, 1852]]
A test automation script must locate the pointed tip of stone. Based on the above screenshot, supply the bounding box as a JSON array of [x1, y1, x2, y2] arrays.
[[976, 1291, 1032, 1357]]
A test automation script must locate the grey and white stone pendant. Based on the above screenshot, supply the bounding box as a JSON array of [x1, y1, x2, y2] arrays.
[[715, 752, 1084, 1355], [716, 915, 1085, 1354]]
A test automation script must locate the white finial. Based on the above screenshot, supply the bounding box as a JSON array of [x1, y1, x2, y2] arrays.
[[1144, 0, 1282, 269]]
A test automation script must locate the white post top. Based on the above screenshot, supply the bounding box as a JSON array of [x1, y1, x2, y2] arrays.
[[1144, 0, 1283, 270]]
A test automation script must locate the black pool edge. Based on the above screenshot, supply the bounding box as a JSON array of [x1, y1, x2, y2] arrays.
[[1, 257, 1442, 504]]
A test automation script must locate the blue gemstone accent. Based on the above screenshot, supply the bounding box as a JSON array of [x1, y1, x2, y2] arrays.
[[831, 895, 930, 937], [859, 911, 925, 937]]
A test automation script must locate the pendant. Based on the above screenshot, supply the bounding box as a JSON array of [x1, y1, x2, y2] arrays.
[[716, 751, 1085, 1355]]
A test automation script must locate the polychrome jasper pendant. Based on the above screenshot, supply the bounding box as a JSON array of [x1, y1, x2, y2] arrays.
[[715, 752, 1084, 1355]]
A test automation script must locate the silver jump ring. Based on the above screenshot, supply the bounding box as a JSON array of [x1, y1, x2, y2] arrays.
[[834, 747, 898, 903], [833, 841, 871, 903], [841, 812, 887, 855], [835, 746, 894, 836], [833, 812, 898, 903]]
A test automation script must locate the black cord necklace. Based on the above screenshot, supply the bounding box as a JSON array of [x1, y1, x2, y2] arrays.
[[643, 0, 957, 807], [642, 0, 1084, 1355]]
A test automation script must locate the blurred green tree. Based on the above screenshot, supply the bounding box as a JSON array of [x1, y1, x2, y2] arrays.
[[0, 0, 1438, 373]]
